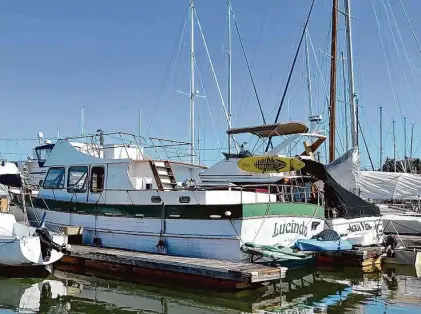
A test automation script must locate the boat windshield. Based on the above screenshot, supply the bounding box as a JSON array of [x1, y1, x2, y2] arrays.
[[35, 144, 55, 167]]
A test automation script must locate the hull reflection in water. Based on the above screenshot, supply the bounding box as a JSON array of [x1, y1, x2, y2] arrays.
[[0, 266, 421, 313]]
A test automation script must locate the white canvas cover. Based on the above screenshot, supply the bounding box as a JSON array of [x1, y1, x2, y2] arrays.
[[358, 171, 421, 200], [326, 148, 360, 193], [327, 148, 421, 201]]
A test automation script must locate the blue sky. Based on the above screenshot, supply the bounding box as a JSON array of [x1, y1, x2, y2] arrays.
[[0, 0, 420, 167]]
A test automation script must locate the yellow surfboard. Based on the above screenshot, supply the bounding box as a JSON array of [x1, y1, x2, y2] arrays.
[[237, 156, 305, 173]]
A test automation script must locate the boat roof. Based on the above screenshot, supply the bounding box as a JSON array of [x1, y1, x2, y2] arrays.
[[227, 122, 309, 137]]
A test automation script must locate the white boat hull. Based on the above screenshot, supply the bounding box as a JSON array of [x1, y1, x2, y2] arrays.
[[27, 207, 325, 261], [0, 213, 67, 266], [326, 217, 384, 246]]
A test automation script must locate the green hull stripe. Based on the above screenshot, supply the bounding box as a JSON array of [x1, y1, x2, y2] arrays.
[[27, 197, 324, 219], [243, 203, 324, 219]]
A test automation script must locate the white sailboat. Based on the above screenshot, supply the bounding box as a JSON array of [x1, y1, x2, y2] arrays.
[[328, 147, 421, 236], [0, 160, 69, 267], [0, 212, 68, 266], [200, 0, 382, 247]]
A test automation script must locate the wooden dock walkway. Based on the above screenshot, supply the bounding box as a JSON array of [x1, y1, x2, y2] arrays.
[[55, 245, 286, 290]]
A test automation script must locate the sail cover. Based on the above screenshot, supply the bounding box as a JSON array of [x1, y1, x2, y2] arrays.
[[328, 148, 421, 201], [302, 159, 380, 218]]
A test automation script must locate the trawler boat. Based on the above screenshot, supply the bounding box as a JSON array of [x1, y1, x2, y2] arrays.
[[200, 122, 383, 246], [20, 133, 105, 188], [22, 132, 326, 262]]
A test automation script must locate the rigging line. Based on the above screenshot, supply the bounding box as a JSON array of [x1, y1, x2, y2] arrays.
[[358, 119, 375, 171], [398, 0, 421, 54], [194, 11, 230, 126], [386, 0, 421, 112], [361, 106, 379, 151], [170, 10, 189, 91], [381, 0, 416, 110], [307, 29, 330, 119], [371, 0, 403, 121], [194, 59, 223, 153], [231, 8, 266, 125], [146, 5, 190, 137], [270, 0, 316, 124], [235, 4, 268, 125]]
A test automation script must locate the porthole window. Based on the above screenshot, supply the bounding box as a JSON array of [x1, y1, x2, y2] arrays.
[[179, 196, 190, 203], [151, 196, 162, 203]]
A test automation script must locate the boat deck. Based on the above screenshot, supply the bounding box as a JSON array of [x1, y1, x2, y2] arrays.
[[56, 245, 286, 290]]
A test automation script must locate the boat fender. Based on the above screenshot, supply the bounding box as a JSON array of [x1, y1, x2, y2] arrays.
[[156, 239, 167, 254]]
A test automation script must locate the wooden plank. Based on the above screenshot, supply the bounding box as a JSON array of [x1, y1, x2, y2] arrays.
[[68, 245, 280, 284]]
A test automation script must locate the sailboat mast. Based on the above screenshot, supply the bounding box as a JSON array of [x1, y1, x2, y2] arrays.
[[81, 106, 85, 137], [189, 0, 196, 164], [329, 0, 338, 162], [404, 117, 407, 158], [393, 120, 396, 172], [344, 0, 358, 148], [340, 51, 349, 151], [138, 106, 142, 142], [304, 28, 313, 119], [410, 123, 414, 158], [379, 106, 383, 170], [227, 0, 232, 155]]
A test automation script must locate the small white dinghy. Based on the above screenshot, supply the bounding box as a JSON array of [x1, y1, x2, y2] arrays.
[[0, 212, 69, 266]]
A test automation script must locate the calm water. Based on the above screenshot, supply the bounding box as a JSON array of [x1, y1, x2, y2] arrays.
[[0, 265, 421, 314]]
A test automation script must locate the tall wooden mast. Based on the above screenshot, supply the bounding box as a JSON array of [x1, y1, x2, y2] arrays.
[[329, 0, 338, 162]]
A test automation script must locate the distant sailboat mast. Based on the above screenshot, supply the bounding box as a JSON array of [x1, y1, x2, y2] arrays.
[[227, 0, 233, 156], [189, 0, 196, 164]]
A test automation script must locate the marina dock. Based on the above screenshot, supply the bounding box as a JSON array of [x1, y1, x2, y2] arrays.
[[316, 246, 384, 271], [55, 245, 286, 290]]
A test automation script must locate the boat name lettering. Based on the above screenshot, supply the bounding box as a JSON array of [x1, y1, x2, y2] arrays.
[[272, 221, 308, 237], [347, 222, 373, 233]]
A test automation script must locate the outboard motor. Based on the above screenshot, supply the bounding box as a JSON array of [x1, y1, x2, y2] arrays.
[[35, 228, 70, 262], [384, 234, 398, 257]]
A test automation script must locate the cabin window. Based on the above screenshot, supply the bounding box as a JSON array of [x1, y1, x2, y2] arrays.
[[43, 167, 65, 189], [90, 166, 105, 193], [67, 166, 88, 193]]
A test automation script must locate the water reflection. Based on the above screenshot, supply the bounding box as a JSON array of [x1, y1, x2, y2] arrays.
[[0, 265, 420, 314]]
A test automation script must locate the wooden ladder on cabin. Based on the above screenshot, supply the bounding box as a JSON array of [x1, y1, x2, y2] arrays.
[[150, 161, 178, 191]]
